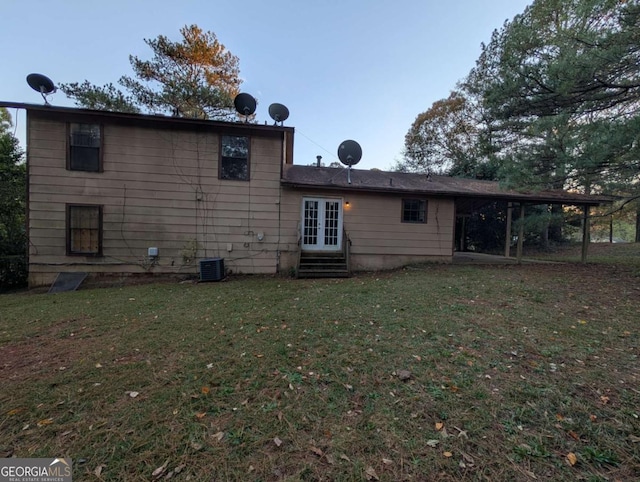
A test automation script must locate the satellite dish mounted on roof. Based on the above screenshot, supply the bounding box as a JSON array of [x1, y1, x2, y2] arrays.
[[268, 103, 289, 126], [233, 93, 257, 122], [337, 139, 362, 184], [26, 73, 56, 105]]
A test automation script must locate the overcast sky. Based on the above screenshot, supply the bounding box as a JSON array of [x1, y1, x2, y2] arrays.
[[1, 0, 531, 170]]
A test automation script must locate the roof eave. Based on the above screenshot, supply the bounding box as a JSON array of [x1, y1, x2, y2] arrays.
[[280, 180, 614, 206]]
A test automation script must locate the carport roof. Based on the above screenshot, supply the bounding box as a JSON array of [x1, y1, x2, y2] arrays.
[[281, 165, 616, 206]]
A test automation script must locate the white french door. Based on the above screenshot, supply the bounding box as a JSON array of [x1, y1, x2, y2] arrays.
[[301, 197, 343, 251]]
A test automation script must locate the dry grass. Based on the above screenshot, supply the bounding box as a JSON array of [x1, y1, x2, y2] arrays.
[[1, 244, 639, 481]]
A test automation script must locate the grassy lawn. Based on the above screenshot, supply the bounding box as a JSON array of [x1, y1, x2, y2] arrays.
[[1, 244, 639, 481]]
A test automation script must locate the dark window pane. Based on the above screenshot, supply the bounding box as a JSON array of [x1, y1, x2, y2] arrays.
[[69, 123, 101, 172], [221, 157, 249, 180], [70, 146, 100, 171], [402, 199, 427, 223], [220, 135, 249, 180]]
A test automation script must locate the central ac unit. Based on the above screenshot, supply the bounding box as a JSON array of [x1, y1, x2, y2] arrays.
[[199, 258, 225, 282]]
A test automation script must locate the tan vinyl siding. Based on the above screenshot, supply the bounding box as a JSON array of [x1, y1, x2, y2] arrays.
[[27, 116, 284, 286], [279, 188, 455, 271]]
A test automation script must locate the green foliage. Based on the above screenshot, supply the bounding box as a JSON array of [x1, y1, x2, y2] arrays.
[[57, 81, 140, 113], [469, 0, 640, 194], [59, 25, 241, 120], [0, 108, 27, 291], [403, 0, 640, 249]]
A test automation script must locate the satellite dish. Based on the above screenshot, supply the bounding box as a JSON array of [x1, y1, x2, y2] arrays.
[[233, 93, 256, 120], [26, 73, 56, 105], [337, 140, 362, 167], [268, 103, 289, 125]]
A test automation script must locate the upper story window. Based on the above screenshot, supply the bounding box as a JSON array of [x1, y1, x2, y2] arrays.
[[68, 123, 102, 172], [402, 199, 427, 223], [67, 204, 103, 256], [220, 135, 249, 181]]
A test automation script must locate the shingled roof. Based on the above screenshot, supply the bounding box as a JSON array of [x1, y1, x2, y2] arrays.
[[281, 165, 616, 206]]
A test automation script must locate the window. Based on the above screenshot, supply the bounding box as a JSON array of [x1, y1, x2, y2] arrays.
[[402, 199, 427, 223], [68, 123, 102, 172], [220, 135, 249, 180], [67, 205, 103, 256]]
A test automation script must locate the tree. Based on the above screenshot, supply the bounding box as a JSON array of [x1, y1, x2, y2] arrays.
[[399, 91, 475, 175], [0, 108, 27, 291], [469, 0, 640, 194], [398, 88, 501, 179], [60, 25, 242, 120]]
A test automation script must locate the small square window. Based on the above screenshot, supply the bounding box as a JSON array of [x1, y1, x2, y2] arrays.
[[68, 123, 102, 172], [67, 205, 103, 255], [402, 199, 427, 223], [220, 135, 249, 181]]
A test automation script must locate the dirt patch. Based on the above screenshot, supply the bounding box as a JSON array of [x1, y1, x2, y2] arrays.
[[0, 319, 98, 381]]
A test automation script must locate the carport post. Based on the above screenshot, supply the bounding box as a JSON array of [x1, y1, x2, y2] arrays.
[[516, 203, 525, 263], [581, 205, 590, 263], [504, 202, 513, 258]]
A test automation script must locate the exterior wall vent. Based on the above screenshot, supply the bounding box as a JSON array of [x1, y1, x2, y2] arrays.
[[199, 258, 225, 282]]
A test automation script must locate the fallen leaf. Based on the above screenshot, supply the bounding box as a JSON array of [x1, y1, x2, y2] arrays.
[[556, 414, 564, 421], [443, 451, 453, 458], [190, 442, 203, 451], [201, 386, 210, 394], [589, 414, 597, 423], [37, 418, 54, 427], [426, 439, 440, 447], [325, 454, 336, 465], [567, 452, 578, 466], [212, 431, 225, 441], [7, 408, 22, 416], [435, 422, 444, 431], [95, 363, 103, 368], [195, 412, 206, 419], [461, 451, 475, 464], [568, 430, 580, 441], [152, 459, 169, 478], [340, 454, 351, 462], [365, 466, 380, 481], [310, 446, 323, 457], [174, 464, 185, 474], [382, 458, 393, 465], [600, 395, 610, 404], [94, 464, 105, 477], [127, 391, 139, 398], [273, 437, 283, 447]]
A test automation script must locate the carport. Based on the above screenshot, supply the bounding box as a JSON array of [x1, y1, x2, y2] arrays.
[[453, 188, 616, 263]]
